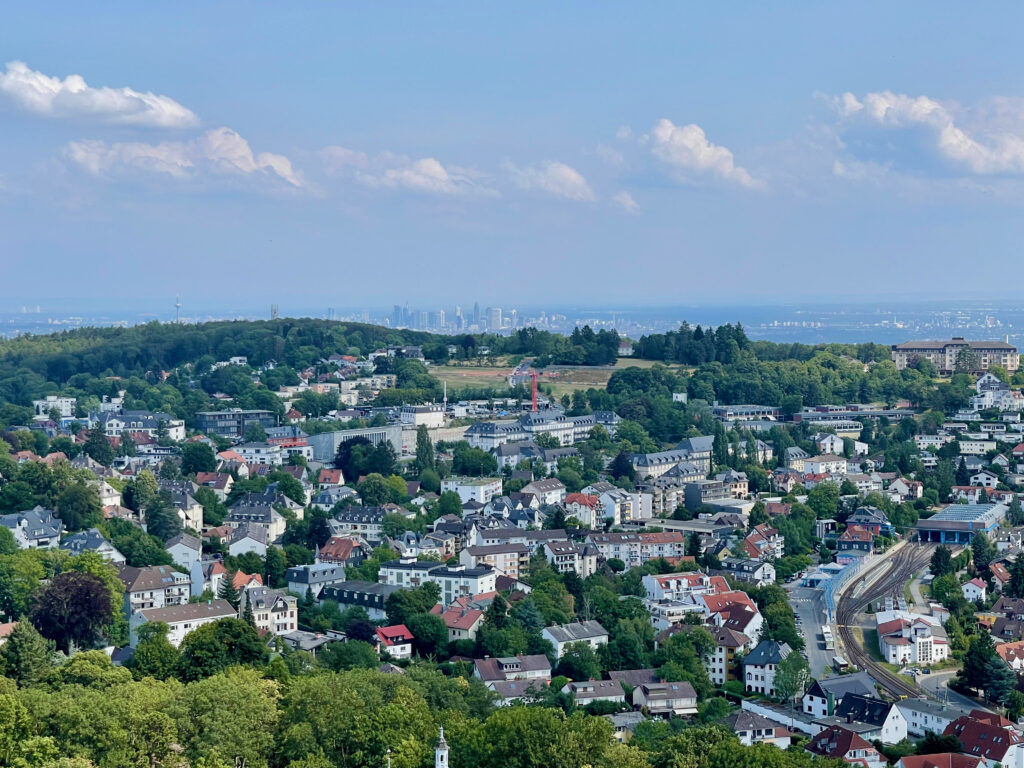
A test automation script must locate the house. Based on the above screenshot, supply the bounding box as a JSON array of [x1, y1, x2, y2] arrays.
[[320, 580, 400, 621], [98, 410, 185, 442], [165, 533, 202, 570], [542, 620, 609, 660], [459, 543, 530, 579], [225, 502, 286, 543], [815, 694, 908, 744], [717, 557, 776, 587], [631, 681, 698, 717], [119, 564, 191, 613], [876, 612, 949, 665], [715, 469, 749, 498], [332, 506, 388, 542], [227, 523, 267, 557], [375, 624, 414, 660], [743, 640, 792, 697], [520, 478, 567, 505], [130, 599, 237, 647], [542, 541, 599, 578], [286, 562, 347, 598], [474, 654, 552, 683], [60, 527, 126, 564], [562, 679, 626, 707], [379, 561, 498, 605], [806, 726, 885, 768], [962, 578, 988, 603], [846, 507, 891, 536], [0, 506, 63, 549], [240, 587, 298, 636], [723, 711, 793, 748], [189, 559, 228, 599], [815, 433, 845, 456], [563, 493, 601, 527], [895, 756, 983, 768], [944, 711, 1024, 767], [697, 590, 764, 640], [441, 477, 503, 505], [586, 532, 688, 569], [604, 711, 647, 743], [315, 536, 368, 567], [430, 598, 486, 642], [896, 698, 960, 738], [804, 454, 848, 476], [742, 523, 784, 561], [972, 471, 1000, 489], [194, 471, 234, 500], [802, 671, 877, 717], [317, 468, 345, 487], [991, 562, 1012, 591], [785, 447, 810, 471], [995, 638, 1024, 671], [837, 526, 874, 562], [696, 625, 752, 685]]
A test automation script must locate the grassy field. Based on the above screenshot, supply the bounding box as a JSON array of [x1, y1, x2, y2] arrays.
[[430, 356, 683, 397]]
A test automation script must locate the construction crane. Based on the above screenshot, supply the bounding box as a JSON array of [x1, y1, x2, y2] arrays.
[[529, 370, 538, 413]]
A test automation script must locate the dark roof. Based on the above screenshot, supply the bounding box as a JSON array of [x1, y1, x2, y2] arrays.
[[834, 693, 893, 727], [607, 669, 659, 688], [744, 639, 792, 666], [805, 671, 877, 702]]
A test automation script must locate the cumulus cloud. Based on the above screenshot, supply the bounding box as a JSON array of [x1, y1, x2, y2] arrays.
[[321, 146, 494, 195], [833, 91, 1024, 175], [504, 160, 594, 201], [0, 61, 197, 128], [66, 127, 302, 187], [612, 191, 639, 213], [647, 119, 758, 188]]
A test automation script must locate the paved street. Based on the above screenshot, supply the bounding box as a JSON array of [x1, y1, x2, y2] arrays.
[[787, 585, 830, 678], [916, 669, 990, 714]]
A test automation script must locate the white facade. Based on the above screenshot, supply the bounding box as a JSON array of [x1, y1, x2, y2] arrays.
[[440, 477, 503, 504], [33, 395, 77, 419], [400, 404, 446, 429]]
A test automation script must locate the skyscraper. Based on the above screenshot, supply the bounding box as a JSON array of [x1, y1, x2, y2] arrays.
[[487, 306, 502, 330], [473, 302, 480, 327]]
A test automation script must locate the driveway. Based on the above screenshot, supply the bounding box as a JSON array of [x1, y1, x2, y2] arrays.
[[787, 585, 831, 678]]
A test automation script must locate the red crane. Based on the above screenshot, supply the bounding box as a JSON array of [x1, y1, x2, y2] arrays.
[[530, 371, 538, 412]]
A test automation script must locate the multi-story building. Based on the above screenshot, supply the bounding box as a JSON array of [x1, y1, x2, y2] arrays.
[[586, 532, 688, 569], [744, 640, 793, 697], [195, 409, 277, 438], [130, 600, 237, 647], [98, 410, 185, 441], [459, 543, 530, 579], [891, 339, 1019, 374], [441, 477, 503, 504], [400, 404, 446, 429], [33, 395, 77, 419], [378, 559, 497, 605], [240, 586, 298, 636], [119, 565, 191, 613]]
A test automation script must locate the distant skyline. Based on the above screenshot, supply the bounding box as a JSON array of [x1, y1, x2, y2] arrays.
[[3, 3, 1024, 303]]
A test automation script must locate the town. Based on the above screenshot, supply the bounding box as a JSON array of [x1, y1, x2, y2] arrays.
[[2, 321, 1024, 768]]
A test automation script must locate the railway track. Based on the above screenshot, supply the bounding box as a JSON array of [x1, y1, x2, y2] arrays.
[[834, 543, 935, 699]]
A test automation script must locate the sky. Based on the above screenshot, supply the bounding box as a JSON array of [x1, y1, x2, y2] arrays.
[[2, 3, 1024, 309]]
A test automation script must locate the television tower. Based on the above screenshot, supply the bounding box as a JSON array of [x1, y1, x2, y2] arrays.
[[175, 296, 182, 324]]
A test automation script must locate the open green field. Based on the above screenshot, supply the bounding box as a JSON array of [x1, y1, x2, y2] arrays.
[[430, 356, 684, 397]]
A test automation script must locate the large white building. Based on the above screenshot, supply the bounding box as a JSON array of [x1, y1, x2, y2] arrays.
[[441, 477, 503, 504], [875, 610, 949, 666], [131, 599, 237, 647], [400, 404, 446, 429], [891, 339, 1019, 373], [378, 559, 497, 605]]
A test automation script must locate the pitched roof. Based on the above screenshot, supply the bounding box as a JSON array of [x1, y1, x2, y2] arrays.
[[807, 725, 874, 758], [745, 640, 792, 666], [897, 755, 983, 768], [834, 693, 894, 726], [543, 620, 607, 644], [118, 564, 186, 592], [805, 671, 877, 702], [474, 654, 551, 681], [137, 599, 236, 624], [945, 712, 1023, 761]]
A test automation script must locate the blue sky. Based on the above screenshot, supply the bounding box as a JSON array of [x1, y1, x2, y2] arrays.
[[2, 3, 1023, 308]]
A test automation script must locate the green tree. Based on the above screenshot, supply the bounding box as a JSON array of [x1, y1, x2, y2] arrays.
[[1010, 494, 1024, 526], [773, 651, 811, 705], [0, 620, 53, 686], [55, 481, 103, 532], [176, 618, 267, 681], [31, 571, 114, 653], [218, 576, 241, 609], [145, 492, 183, 543], [406, 612, 448, 658], [414, 425, 435, 473], [437, 490, 463, 517], [181, 442, 217, 475], [385, 583, 441, 625], [555, 641, 602, 681], [930, 545, 953, 578], [317, 640, 380, 671], [806, 483, 840, 519], [244, 422, 268, 442], [131, 621, 180, 679], [971, 532, 995, 571], [84, 425, 114, 466]]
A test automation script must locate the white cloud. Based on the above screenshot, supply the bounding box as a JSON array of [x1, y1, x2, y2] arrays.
[[66, 127, 302, 187], [647, 118, 758, 188], [504, 160, 594, 201], [321, 146, 494, 195], [834, 91, 1024, 175], [0, 61, 197, 128], [612, 191, 639, 213]]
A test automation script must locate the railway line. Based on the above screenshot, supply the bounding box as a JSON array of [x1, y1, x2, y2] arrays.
[[834, 543, 935, 699]]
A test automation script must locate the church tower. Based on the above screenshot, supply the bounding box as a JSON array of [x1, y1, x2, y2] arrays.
[[435, 727, 449, 768]]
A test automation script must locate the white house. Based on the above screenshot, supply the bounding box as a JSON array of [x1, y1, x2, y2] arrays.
[[962, 577, 987, 603], [240, 586, 298, 636], [542, 620, 608, 660], [803, 455, 848, 476], [895, 699, 959, 738], [130, 599, 236, 647], [166, 533, 202, 571], [743, 640, 792, 698], [440, 477, 503, 504]]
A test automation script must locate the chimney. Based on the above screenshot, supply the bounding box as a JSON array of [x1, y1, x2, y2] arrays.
[[846, 714, 853, 724]]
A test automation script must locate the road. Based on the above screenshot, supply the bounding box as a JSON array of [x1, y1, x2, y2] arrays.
[[787, 585, 831, 678], [916, 669, 991, 714]]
